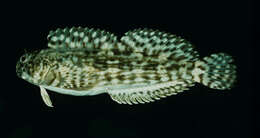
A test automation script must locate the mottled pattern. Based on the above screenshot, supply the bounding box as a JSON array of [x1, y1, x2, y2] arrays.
[[48, 27, 118, 50], [16, 27, 236, 105], [201, 53, 236, 89]]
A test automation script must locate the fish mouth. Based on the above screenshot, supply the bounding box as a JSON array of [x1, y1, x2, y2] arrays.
[[16, 61, 23, 79]]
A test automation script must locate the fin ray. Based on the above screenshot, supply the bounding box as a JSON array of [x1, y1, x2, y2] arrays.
[[40, 86, 54, 107], [120, 29, 200, 62], [192, 53, 237, 90], [47, 27, 118, 51], [108, 80, 194, 104]]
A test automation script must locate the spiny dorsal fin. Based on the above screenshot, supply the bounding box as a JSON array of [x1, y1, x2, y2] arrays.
[[108, 80, 194, 105], [120, 29, 199, 62], [47, 27, 118, 50]]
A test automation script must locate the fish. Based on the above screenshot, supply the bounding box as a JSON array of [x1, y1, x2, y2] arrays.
[[16, 27, 236, 107]]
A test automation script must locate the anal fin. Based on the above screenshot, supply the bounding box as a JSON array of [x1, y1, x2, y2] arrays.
[[108, 80, 194, 105]]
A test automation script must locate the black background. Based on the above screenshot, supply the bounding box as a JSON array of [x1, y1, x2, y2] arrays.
[[1, 0, 254, 138]]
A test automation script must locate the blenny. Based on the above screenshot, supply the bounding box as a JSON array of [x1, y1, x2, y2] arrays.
[[16, 27, 236, 107]]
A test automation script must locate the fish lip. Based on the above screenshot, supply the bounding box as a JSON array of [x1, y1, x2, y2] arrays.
[[16, 61, 23, 78]]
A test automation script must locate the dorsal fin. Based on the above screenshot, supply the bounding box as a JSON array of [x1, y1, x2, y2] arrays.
[[120, 29, 199, 62], [47, 27, 118, 50], [108, 80, 194, 105]]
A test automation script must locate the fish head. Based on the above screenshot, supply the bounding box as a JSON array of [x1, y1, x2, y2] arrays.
[[16, 50, 54, 85]]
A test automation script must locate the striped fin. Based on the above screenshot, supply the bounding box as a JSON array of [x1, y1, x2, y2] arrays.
[[120, 29, 199, 62], [108, 80, 194, 105], [192, 53, 236, 90], [47, 27, 118, 50]]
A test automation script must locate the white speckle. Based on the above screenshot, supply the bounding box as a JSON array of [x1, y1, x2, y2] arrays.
[[160, 76, 170, 82], [69, 28, 74, 33], [147, 48, 154, 56], [192, 68, 204, 82], [149, 80, 159, 84], [171, 75, 178, 80], [83, 37, 89, 43], [210, 83, 218, 88], [107, 68, 120, 73], [100, 36, 107, 42], [162, 38, 168, 43], [65, 37, 70, 43], [72, 56, 78, 63], [110, 74, 118, 78], [92, 32, 97, 38], [107, 51, 114, 56], [202, 76, 209, 85], [131, 61, 138, 66], [136, 53, 143, 59], [59, 35, 65, 41], [123, 80, 131, 84], [158, 53, 169, 61], [182, 73, 192, 80], [97, 81, 108, 86], [73, 32, 79, 37], [51, 36, 58, 42], [94, 39, 99, 45], [170, 70, 177, 75], [111, 79, 120, 84], [118, 43, 126, 52], [107, 60, 120, 64], [148, 74, 156, 78], [121, 36, 128, 41], [216, 65, 221, 69], [101, 43, 110, 50], [79, 32, 84, 38], [140, 62, 148, 66], [175, 85, 181, 90], [121, 72, 132, 76], [157, 65, 167, 74], [128, 40, 135, 47], [214, 73, 220, 77], [132, 69, 144, 74], [169, 38, 177, 43], [70, 42, 76, 48]]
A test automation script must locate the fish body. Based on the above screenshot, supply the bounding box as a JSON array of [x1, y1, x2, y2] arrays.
[[16, 27, 236, 106]]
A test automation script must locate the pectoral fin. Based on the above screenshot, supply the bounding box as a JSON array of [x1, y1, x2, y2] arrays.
[[40, 86, 54, 107]]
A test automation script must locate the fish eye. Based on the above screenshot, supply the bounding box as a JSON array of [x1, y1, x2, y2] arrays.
[[20, 55, 27, 63]]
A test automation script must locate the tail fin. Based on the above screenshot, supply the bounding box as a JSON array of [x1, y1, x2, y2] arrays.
[[192, 53, 236, 90]]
